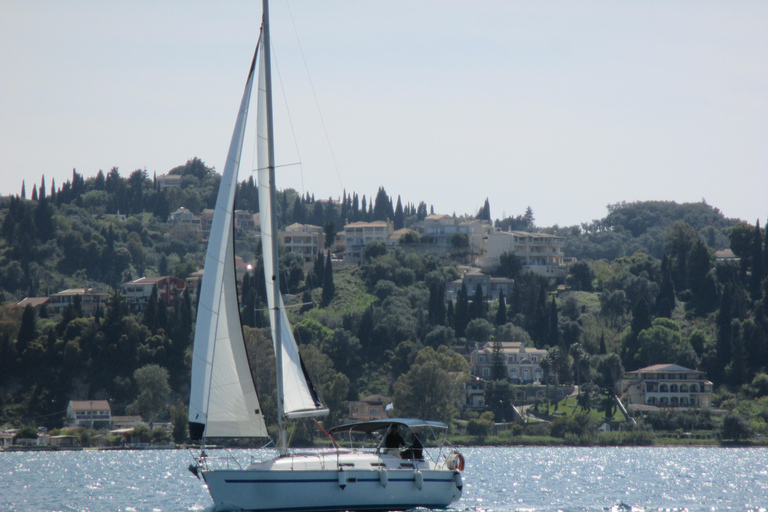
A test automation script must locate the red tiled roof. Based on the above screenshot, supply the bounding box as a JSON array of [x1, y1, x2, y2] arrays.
[[69, 400, 111, 412]]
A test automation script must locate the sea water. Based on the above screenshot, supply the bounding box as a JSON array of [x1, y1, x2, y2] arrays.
[[1, 447, 767, 511]]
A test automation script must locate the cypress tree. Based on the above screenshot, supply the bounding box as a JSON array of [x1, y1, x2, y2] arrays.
[[358, 305, 375, 350], [631, 297, 652, 335], [394, 196, 404, 230], [314, 251, 325, 284], [428, 282, 446, 326], [490, 339, 506, 381], [157, 298, 168, 332], [446, 300, 455, 328], [548, 296, 559, 347], [321, 252, 335, 307], [454, 283, 469, 337], [750, 220, 765, 300], [495, 290, 507, 326], [655, 255, 676, 318], [715, 284, 734, 384], [143, 286, 159, 331], [17, 305, 37, 354], [472, 284, 485, 320]]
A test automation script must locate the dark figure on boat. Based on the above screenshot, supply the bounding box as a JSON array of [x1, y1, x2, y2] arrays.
[[385, 426, 405, 450], [403, 433, 424, 460]]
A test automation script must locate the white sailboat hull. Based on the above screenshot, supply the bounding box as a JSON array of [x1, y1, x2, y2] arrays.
[[201, 452, 462, 512]]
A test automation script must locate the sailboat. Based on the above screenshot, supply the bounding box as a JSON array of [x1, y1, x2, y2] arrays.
[[187, 1, 464, 511]]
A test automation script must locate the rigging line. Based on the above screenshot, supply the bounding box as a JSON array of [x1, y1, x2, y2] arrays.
[[22, 408, 68, 420], [252, 161, 302, 172], [285, 0, 344, 192], [269, 37, 305, 197]]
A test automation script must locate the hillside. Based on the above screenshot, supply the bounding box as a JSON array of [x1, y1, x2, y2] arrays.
[[1, 162, 767, 445]]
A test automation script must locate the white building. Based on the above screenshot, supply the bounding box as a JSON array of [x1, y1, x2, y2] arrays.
[[343, 220, 393, 263], [469, 341, 548, 384], [280, 223, 323, 263], [66, 400, 112, 429], [155, 173, 182, 190], [622, 364, 713, 409], [46, 288, 110, 317], [487, 229, 566, 278]]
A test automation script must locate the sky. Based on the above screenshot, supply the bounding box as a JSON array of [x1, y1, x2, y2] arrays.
[[1, 1, 766, 228]]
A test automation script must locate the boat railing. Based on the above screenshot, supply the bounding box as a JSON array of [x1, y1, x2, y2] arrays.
[[190, 448, 245, 471]]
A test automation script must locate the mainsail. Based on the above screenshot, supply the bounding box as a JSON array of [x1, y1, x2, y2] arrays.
[[256, 24, 328, 421], [188, 43, 267, 440]]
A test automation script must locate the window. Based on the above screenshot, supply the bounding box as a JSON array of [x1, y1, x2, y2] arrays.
[[482, 368, 490, 378], [509, 368, 517, 375], [508, 355, 515, 363], [531, 356, 538, 363], [478, 354, 487, 363]]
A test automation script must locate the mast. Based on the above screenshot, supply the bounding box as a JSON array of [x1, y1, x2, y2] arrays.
[[261, 0, 287, 455]]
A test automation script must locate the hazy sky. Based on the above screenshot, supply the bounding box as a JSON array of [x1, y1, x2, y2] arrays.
[[2, 1, 766, 227]]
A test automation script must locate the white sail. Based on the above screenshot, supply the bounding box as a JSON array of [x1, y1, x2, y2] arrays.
[[256, 37, 328, 420], [188, 46, 268, 440]]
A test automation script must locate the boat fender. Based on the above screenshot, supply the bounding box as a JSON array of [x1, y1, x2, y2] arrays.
[[453, 471, 463, 491], [188, 464, 199, 479], [379, 469, 388, 488], [414, 469, 423, 490], [446, 451, 465, 471], [338, 469, 347, 490]]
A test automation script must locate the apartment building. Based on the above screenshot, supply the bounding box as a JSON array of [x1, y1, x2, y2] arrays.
[[622, 364, 713, 409], [487, 229, 566, 278], [343, 220, 394, 263], [280, 223, 323, 263]]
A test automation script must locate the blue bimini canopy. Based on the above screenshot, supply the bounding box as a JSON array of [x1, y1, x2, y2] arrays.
[[328, 418, 447, 435]]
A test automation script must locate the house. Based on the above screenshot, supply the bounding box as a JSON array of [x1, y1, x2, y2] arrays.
[[486, 229, 567, 278], [343, 220, 393, 263], [46, 288, 110, 317], [122, 276, 187, 313], [348, 394, 390, 421], [15, 296, 50, 312], [155, 173, 182, 190], [387, 228, 419, 246], [185, 269, 204, 303], [445, 268, 513, 302], [111, 415, 146, 430], [49, 435, 80, 448], [200, 209, 214, 238], [279, 223, 323, 263], [457, 219, 492, 255], [621, 364, 713, 409], [169, 207, 201, 234], [416, 214, 491, 258], [419, 214, 458, 249], [469, 341, 548, 384], [234, 209, 259, 234], [1, 430, 15, 447], [66, 400, 112, 429]]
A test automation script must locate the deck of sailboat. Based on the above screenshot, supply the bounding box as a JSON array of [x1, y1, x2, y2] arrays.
[[243, 450, 442, 471]]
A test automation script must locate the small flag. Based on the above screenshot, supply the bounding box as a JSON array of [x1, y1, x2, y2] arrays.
[[385, 403, 393, 411]]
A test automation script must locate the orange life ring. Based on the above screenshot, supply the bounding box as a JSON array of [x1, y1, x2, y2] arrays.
[[455, 452, 465, 471], [447, 451, 465, 471]]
